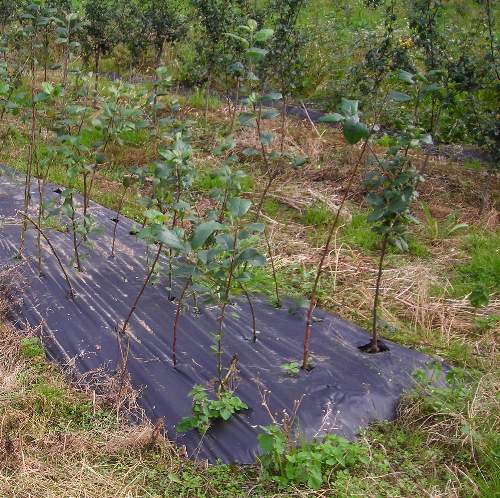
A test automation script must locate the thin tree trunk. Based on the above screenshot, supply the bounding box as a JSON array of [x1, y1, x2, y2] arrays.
[[216, 230, 238, 389], [69, 196, 82, 272], [302, 137, 371, 370], [241, 285, 257, 342], [19, 212, 75, 299], [264, 226, 281, 307], [36, 171, 43, 276], [371, 233, 388, 353], [93, 49, 100, 108], [254, 173, 276, 221], [280, 96, 287, 153], [172, 278, 191, 366], [119, 243, 163, 337], [204, 75, 211, 126], [110, 186, 128, 258], [19, 66, 36, 257]]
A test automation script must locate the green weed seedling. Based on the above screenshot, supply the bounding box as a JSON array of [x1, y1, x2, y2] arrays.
[[20, 337, 44, 359], [258, 426, 368, 490], [176, 385, 247, 434], [281, 361, 300, 376]]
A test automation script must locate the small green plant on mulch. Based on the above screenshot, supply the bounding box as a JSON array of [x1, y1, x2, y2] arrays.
[[176, 385, 248, 433]]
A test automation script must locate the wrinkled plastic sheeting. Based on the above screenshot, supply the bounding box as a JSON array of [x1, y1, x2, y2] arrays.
[[0, 165, 441, 463]]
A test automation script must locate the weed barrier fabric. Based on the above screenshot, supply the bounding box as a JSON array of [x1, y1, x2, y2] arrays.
[[0, 165, 442, 464]]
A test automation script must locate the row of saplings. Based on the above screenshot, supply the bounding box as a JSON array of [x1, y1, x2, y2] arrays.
[[2, 6, 430, 488]]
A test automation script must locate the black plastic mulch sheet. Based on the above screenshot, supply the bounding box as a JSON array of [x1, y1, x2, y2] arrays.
[[0, 165, 441, 463]]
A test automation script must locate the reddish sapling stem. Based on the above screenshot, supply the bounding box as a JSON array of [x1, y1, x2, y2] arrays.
[[241, 285, 257, 342], [119, 243, 163, 338], [172, 278, 191, 366], [264, 226, 281, 308], [110, 186, 129, 258], [115, 243, 164, 402], [302, 137, 371, 370], [371, 233, 389, 353], [216, 229, 238, 388], [18, 212, 75, 300], [69, 195, 82, 272]]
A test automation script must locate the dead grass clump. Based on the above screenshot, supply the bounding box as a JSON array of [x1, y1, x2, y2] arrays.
[[0, 263, 25, 317]]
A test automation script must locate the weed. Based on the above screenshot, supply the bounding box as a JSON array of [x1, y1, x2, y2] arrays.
[[281, 361, 300, 376], [258, 426, 368, 489], [176, 385, 248, 433], [451, 232, 500, 299], [301, 203, 331, 226], [20, 337, 44, 358], [187, 87, 221, 111], [341, 212, 379, 251]]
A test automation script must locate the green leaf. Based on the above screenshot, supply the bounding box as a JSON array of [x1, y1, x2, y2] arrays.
[[398, 69, 415, 84], [343, 119, 370, 144], [239, 112, 255, 127], [229, 197, 251, 218], [247, 19, 258, 31], [254, 28, 274, 42], [260, 131, 274, 145], [237, 248, 266, 266], [246, 47, 268, 61], [157, 227, 184, 251], [242, 147, 260, 157], [261, 109, 279, 120], [224, 32, 250, 48], [469, 286, 490, 308], [41, 82, 54, 95], [388, 91, 411, 102], [340, 98, 359, 117], [33, 92, 49, 103], [261, 92, 282, 101], [319, 113, 344, 123], [191, 221, 221, 249], [243, 222, 265, 233]]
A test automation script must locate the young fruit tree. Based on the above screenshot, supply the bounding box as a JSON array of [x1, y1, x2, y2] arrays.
[[362, 152, 423, 353]]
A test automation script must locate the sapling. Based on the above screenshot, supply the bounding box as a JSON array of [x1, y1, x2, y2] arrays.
[[34, 144, 60, 275], [18, 212, 75, 300], [192, 0, 241, 123], [302, 98, 373, 370], [199, 193, 266, 387], [264, 0, 307, 151], [228, 19, 304, 306], [54, 12, 82, 87], [362, 153, 422, 353], [142, 0, 187, 66], [82, 0, 118, 107], [117, 208, 185, 379], [110, 171, 138, 258], [18, 3, 47, 258], [149, 65, 172, 128]]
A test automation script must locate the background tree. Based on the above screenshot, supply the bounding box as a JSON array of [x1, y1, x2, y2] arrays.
[[144, 0, 187, 66], [81, 0, 118, 104]]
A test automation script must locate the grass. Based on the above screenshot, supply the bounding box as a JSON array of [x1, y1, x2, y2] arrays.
[[186, 87, 222, 111], [450, 231, 500, 299], [300, 203, 332, 226]]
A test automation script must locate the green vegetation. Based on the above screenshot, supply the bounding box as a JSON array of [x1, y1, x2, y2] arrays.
[[176, 385, 248, 433], [451, 232, 500, 303], [0, 0, 498, 495]]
